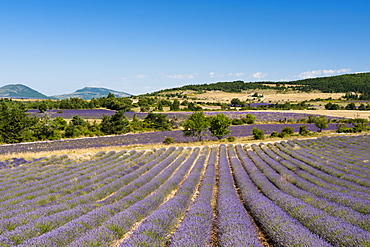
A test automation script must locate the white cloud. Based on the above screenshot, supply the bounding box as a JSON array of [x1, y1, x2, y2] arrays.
[[121, 74, 149, 80], [228, 72, 245, 77], [209, 72, 223, 78], [252, 72, 268, 79], [161, 73, 198, 79], [210, 72, 245, 78], [298, 68, 351, 79]]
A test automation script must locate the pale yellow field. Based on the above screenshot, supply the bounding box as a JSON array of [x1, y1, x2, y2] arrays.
[[179, 90, 345, 103]]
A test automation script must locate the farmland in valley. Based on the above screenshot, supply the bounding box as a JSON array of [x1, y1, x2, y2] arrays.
[[0, 134, 369, 246]]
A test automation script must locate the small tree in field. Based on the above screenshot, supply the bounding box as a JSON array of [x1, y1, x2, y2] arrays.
[[182, 112, 209, 142], [313, 116, 328, 132], [209, 113, 231, 140]]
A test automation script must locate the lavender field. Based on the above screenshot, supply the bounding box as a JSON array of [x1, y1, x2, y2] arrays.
[[27, 109, 344, 122], [0, 123, 340, 154], [0, 135, 369, 246]]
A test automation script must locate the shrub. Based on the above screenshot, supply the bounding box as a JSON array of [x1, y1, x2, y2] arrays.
[[270, 131, 279, 137], [279, 127, 294, 137], [163, 137, 174, 144], [232, 118, 244, 125], [299, 125, 310, 136], [227, 136, 235, 142], [242, 114, 256, 124], [252, 127, 264, 140]]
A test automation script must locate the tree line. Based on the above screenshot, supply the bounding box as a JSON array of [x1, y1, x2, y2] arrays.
[[147, 73, 370, 98]]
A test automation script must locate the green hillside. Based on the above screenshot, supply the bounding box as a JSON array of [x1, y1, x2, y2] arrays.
[[151, 73, 370, 95], [51, 87, 132, 100], [0, 84, 49, 99]]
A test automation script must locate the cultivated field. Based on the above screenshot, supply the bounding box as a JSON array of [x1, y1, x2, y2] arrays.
[[0, 135, 369, 246], [182, 90, 345, 103]]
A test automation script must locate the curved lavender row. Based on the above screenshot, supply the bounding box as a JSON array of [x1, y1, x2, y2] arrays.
[[250, 144, 370, 231], [121, 147, 210, 246], [0, 152, 121, 219], [169, 147, 218, 247], [231, 145, 331, 247], [214, 145, 262, 247], [295, 147, 370, 179], [0, 149, 164, 233], [0, 149, 165, 240], [295, 136, 370, 162], [0, 151, 134, 220], [259, 143, 370, 211], [266, 143, 370, 201], [0, 150, 133, 206], [298, 136, 370, 167], [0, 154, 73, 188], [279, 141, 370, 187], [291, 139, 370, 175], [0, 150, 118, 193], [241, 146, 370, 246], [64, 148, 200, 247], [275, 142, 370, 195], [2, 147, 187, 246], [0, 150, 139, 215]]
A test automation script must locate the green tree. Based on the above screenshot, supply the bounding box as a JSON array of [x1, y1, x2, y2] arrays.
[[182, 112, 210, 142], [231, 98, 244, 106], [0, 102, 37, 143], [38, 103, 48, 113], [209, 113, 231, 140], [100, 110, 130, 135], [313, 116, 328, 132], [345, 103, 356, 110], [170, 99, 180, 111], [143, 113, 171, 131]]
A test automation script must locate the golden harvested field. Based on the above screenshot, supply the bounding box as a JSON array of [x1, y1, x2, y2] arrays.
[[192, 90, 345, 103]]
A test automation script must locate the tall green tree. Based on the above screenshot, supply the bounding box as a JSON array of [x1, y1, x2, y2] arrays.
[[0, 102, 37, 143], [313, 116, 328, 132], [209, 113, 231, 140], [143, 112, 171, 131], [182, 112, 209, 142], [100, 110, 130, 135], [170, 99, 180, 111]]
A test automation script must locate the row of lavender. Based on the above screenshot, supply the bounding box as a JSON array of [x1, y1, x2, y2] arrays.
[[0, 135, 369, 246], [0, 123, 340, 155], [28, 109, 344, 122]]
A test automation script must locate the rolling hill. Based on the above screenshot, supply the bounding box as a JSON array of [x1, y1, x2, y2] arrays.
[[151, 72, 370, 95], [0, 84, 49, 99], [51, 87, 132, 100]]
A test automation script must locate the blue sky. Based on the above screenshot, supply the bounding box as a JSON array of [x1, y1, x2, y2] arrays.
[[1, 0, 369, 95]]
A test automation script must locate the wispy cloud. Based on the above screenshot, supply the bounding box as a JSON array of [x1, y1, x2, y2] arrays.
[[298, 68, 351, 79], [161, 73, 198, 79], [120, 74, 149, 80], [209, 72, 245, 78], [252, 72, 268, 79], [209, 72, 223, 78]]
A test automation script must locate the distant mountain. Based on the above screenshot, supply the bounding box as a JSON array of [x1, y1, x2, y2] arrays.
[[0, 84, 49, 99], [51, 87, 131, 100]]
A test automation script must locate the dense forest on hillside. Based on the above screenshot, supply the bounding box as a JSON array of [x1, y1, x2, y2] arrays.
[[278, 73, 370, 94], [151, 80, 275, 94], [151, 73, 370, 98]]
